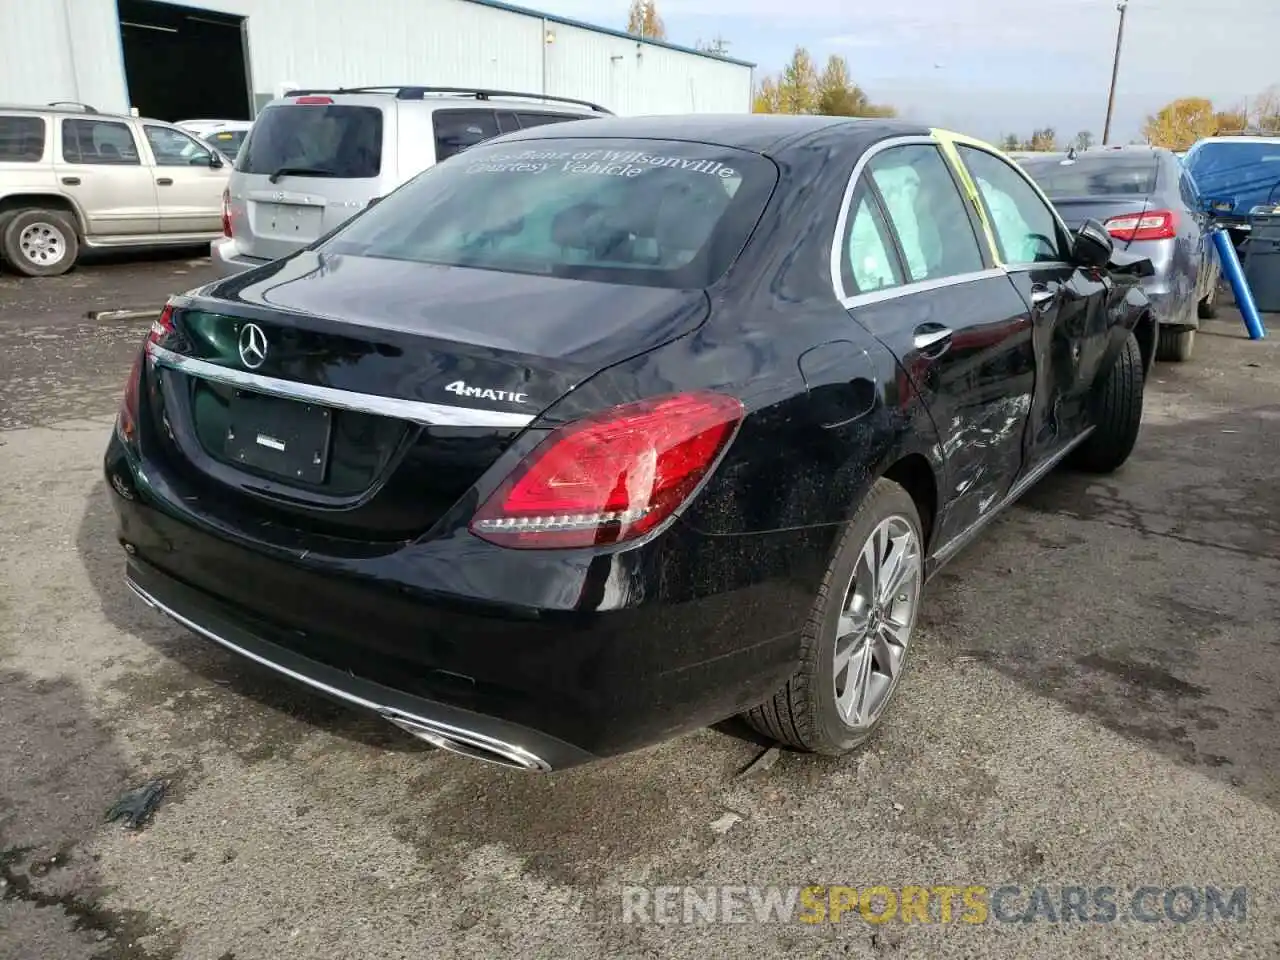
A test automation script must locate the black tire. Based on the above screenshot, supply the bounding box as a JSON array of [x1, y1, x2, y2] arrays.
[[1, 208, 79, 277], [743, 478, 924, 755], [1157, 326, 1195, 362], [1075, 331, 1144, 474], [1197, 277, 1219, 320]]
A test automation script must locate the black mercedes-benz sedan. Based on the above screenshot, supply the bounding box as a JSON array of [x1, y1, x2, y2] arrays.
[[105, 116, 1156, 771]]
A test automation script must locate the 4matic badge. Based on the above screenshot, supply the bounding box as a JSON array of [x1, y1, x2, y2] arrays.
[[444, 380, 528, 404]]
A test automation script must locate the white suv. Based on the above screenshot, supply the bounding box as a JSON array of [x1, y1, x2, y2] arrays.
[[0, 102, 230, 276], [211, 85, 611, 277]]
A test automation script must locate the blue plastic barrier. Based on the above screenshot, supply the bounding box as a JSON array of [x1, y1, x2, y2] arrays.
[[1211, 226, 1267, 340]]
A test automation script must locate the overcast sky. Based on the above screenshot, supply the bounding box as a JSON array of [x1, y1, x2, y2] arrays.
[[530, 0, 1280, 143]]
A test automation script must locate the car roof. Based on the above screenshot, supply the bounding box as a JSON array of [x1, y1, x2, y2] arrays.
[[0, 103, 180, 126], [480, 113, 932, 156], [267, 89, 603, 116]]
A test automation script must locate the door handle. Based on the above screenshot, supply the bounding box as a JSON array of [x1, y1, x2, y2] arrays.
[[61, 176, 80, 186], [1030, 283, 1056, 306], [156, 178, 174, 186], [913, 324, 953, 352]]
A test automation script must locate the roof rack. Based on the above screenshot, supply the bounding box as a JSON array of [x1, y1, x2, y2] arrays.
[[280, 85, 612, 114], [47, 101, 99, 114]]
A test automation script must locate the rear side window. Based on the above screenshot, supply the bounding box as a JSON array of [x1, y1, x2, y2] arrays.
[[865, 144, 986, 283], [841, 182, 904, 296], [432, 110, 500, 162], [1019, 155, 1158, 198], [957, 146, 1066, 265], [61, 119, 140, 165], [237, 104, 383, 178], [323, 137, 778, 289], [0, 116, 46, 162]]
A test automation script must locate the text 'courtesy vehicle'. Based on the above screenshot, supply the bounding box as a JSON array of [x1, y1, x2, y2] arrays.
[[105, 116, 1156, 771], [1019, 145, 1219, 363]]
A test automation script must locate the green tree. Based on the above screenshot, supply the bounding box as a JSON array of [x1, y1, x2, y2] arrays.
[[626, 0, 665, 39], [777, 46, 820, 115], [1000, 134, 1020, 152], [1074, 130, 1094, 150], [815, 55, 896, 117]]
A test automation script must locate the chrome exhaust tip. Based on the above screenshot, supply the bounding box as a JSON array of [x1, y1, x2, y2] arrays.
[[382, 711, 551, 772]]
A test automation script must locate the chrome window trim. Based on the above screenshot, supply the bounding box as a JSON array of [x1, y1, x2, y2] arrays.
[[146, 343, 536, 429], [950, 143, 1076, 263], [839, 267, 1006, 309], [829, 134, 940, 303]]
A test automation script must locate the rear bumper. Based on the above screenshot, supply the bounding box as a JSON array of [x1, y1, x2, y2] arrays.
[[210, 236, 271, 278], [104, 434, 812, 769], [124, 556, 587, 770]]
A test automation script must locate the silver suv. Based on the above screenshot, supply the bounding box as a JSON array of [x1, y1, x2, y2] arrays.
[[212, 86, 611, 277], [0, 102, 229, 276]]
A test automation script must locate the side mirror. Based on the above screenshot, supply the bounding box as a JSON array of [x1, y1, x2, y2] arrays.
[[208, 151, 224, 169], [1071, 218, 1113, 268]]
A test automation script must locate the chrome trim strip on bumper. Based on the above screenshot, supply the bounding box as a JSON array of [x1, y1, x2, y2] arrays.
[[146, 343, 536, 430], [125, 576, 552, 771]]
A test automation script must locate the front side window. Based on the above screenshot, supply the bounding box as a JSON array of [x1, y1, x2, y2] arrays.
[[237, 103, 383, 178], [841, 182, 903, 296], [432, 110, 500, 162], [957, 145, 1066, 265], [866, 144, 986, 283], [0, 116, 46, 162], [322, 137, 777, 289], [516, 112, 583, 129], [61, 119, 140, 165], [145, 125, 215, 166]]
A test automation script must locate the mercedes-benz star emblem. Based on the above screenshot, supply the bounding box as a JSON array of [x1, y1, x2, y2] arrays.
[[238, 323, 268, 370]]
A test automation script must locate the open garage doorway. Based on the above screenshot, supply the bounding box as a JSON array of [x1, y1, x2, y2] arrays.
[[117, 0, 252, 122]]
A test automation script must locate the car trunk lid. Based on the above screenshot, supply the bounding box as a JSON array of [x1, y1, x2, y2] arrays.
[[143, 252, 709, 542], [1050, 196, 1151, 249]]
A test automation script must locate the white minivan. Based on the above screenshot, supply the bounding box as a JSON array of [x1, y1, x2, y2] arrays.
[[211, 85, 610, 276]]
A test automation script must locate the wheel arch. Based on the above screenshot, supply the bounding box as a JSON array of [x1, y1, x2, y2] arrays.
[[0, 194, 87, 237]]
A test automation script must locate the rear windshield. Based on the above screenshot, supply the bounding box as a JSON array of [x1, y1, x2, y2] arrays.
[[1186, 141, 1280, 193], [321, 137, 778, 288], [237, 103, 382, 178], [1019, 155, 1158, 197]]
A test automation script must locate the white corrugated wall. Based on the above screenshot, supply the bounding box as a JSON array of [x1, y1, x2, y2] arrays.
[[0, 0, 751, 117], [0, 0, 130, 112]]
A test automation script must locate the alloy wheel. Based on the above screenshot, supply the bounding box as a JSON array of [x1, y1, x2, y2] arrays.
[[832, 515, 922, 731], [18, 222, 67, 268]]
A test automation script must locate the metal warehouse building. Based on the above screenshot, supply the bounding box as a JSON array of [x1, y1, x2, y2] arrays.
[[0, 0, 754, 121]]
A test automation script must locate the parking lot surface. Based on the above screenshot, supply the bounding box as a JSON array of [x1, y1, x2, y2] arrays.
[[2, 259, 1279, 959]]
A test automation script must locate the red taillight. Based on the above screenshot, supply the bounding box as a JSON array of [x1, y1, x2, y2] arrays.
[[470, 392, 744, 549], [118, 303, 174, 445], [149, 302, 175, 347], [1104, 209, 1177, 242], [117, 350, 145, 446], [221, 187, 232, 237], [294, 96, 334, 105]]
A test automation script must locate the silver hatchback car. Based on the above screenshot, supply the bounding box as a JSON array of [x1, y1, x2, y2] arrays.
[[212, 86, 610, 277]]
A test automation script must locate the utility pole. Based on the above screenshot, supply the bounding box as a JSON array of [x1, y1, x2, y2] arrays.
[[1102, 0, 1129, 145]]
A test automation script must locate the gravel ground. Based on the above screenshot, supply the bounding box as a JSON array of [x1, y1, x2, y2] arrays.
[[2, 259, 1279, 959]]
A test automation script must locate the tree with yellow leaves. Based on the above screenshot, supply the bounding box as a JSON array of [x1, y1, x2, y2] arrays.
[[1143, 97, 1228, 150], [625, 0, 665, 39]]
